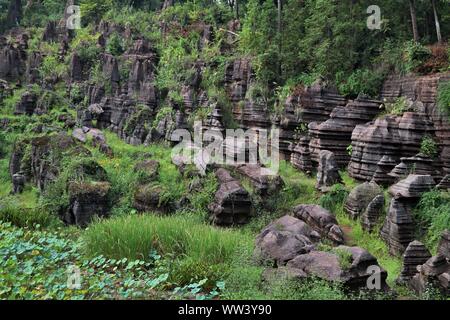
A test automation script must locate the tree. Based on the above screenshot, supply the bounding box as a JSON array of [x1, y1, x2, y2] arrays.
[[409, 0, 420, 41], [431, 0, 442, 43]]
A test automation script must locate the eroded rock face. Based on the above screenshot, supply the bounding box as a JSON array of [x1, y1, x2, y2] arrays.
[[436, 175, 450, 190], [290, 137, 313, 174], [0, 43, 25, 81], [133, 183, 172, 214], [361, 195, 385, 232], [410, 254, 450, 296], [348, 113, 436, 182], [134, 159, 160, 183], [286, 246, 388, 291], [255, 215, 317, 266], [12, 173, 25, 194], [293, 204, 344, 245], [65, 181, 111, 227], [10, 133, 91, 192], [398, 241, 432, 284], [388, 174, 435, 200], [309, 96, 382, 167], [316, 150, 341, 192], [14, 90, 37, 116], [236, 164, 284, 196], [380, 199, 415, 256], [344, 182, 383, 220], [438, 230, 450, 260], [208, 168, 252, 226], [382, 74, 450, 175]]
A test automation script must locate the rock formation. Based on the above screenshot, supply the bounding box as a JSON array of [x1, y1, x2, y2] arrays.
[[208, 168, 252, 226], [236, 164, 284, 196], [285, 246, 389, 291], [64, 181, 111, 227], [290, 136, 313, 174], [316, 150, 342, 192], [380, 199, 415, 256], [255, 215, 317, 266], [397, 241, 431, 284], [309, 96, 382, 167], [292, 204, 344, 245], [388, 174, 435, 200], [344, 182, 384, 220]]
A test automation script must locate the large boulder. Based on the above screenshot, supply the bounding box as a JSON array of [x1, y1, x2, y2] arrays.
[[236, 164, 284, 196], [380, 199, 415, 256], [361, 195, 385, 232], [293, 204, 344, 245], [410, 255, 450, 296], [208, 168, 252, 225], [286, 246, 389, 291], [344, 182, 384, 220], [397, 241, 432, 284], [316, 150, 342, 192], [290, 137, 313, 174], [388, 174, 435, 200], [12, 172, 25, 194], [255, 215, 318, 266], [133, 183, 173, 214], [64, 181, 111, 227]]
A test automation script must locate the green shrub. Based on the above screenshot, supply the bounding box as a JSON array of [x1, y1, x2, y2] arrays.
[[106, 32, 124, 56], [383, 97, 410, 116], [336, 69, 384, 98], [437, 81, 450, 120], [333, 248, 353, 270], [319, 184, 349, 215], [404, 41, 432, 74], [39, 55, 67, 81], [414, 190, 450, 251], [420, 136, 438, 158]]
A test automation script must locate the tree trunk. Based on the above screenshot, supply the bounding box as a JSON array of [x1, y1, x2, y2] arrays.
[[409, 0, 419, 42], [235, 0, 239, 20], [277, 0, 282, 80], [431, 0, 442, 43]]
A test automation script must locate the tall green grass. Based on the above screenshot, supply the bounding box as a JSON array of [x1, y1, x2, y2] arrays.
[[83, 214, 253, 285]]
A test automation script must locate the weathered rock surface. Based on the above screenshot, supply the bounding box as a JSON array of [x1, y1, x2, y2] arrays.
[[410, 254, 450, 296], [388, 174, 435, 200], [12, 172, 25, 194], [381, 74, 450, 175], [14, 90, 37, 116], [438, 230, 450, 260], [236, 164, 284, 196], [208, 168, 252, 226], [134, 159, 160, 183], [349, 113, 436, 182], [286, 246, 388, 291], [255, 215, 317, 265], [344, 182, 383, 220], [293, 204, 344, 245], [290, 137, 313, 174], [380, 199, 415, 256], [437, 175, 450, 190], [10, 133, 90, 192], [398, 241, 432, 284], [309, 96, 382, 167], [64, 181, 111, 227], [133, 183, 172, 214], [316, 150, 341, 192], [361, 194, 385, 232]]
